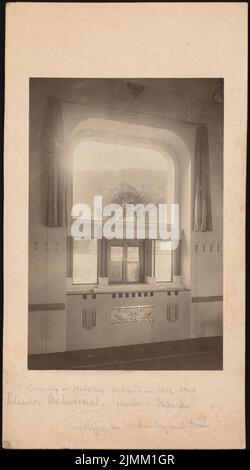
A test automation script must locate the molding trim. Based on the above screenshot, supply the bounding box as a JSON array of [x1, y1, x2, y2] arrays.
[[192, 296, 223, 303]]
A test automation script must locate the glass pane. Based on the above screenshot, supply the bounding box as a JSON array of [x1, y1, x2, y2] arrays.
[[127, 262, 141, 282], [72, 239, 97, 284], [110, 246, 123, 262], [127, 246, 139, 262]]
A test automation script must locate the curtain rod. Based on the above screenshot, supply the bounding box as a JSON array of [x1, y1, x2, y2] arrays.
[[46, 95, 207, 128]]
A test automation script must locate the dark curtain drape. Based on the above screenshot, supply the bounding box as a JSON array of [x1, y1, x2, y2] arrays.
[[193, 125, 212, 231], [44, 99, 66, 227]]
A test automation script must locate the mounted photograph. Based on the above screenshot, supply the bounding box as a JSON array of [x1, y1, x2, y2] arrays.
[[28, 78, 223, 371]]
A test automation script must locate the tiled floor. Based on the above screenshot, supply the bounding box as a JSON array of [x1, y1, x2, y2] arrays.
[[28, 336, 223, 370]]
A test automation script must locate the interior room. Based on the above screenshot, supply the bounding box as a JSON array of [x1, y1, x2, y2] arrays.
[[28, 78, 223, 370]]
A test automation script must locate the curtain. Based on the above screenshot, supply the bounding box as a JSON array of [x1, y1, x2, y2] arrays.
[[193, 125, 212, 231], [44, 99, 66, 227]]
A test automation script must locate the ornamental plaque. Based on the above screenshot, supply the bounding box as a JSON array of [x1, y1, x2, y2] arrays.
[[111, 305, 153, 324]]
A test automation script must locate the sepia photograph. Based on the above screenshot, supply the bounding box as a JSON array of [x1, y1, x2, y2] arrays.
[[28, 78, 223, 371]]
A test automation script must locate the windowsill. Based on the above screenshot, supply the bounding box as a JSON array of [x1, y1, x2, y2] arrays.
[[66, 280, 189, 295]]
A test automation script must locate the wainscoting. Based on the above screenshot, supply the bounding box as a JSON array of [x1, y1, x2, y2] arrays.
[[28, 335, 223, 370]]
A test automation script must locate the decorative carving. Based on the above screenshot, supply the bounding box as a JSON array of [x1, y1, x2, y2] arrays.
[[111, 305, 153, 324]]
